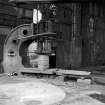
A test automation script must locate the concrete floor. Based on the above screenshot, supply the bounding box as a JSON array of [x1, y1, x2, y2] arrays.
[[0, 76, 105, 105]]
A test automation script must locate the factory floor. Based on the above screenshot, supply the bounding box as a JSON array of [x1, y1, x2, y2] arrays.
[[0, 75, 105, 105]]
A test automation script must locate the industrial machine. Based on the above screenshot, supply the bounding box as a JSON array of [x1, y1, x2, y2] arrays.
[[3, 21, 57, 73], [2, 0, 58, 75]]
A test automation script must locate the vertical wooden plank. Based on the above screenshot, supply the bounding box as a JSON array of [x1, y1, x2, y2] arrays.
[[70, 3, 82, 68], [56, 3, 82, 69]]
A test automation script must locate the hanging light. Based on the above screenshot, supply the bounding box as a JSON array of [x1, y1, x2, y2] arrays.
[[33, 9, 42, 24]]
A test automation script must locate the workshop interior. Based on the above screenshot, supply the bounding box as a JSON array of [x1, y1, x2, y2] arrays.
[[0, 0, 105, 105]]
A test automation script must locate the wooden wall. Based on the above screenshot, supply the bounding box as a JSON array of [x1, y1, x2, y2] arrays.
[[55, 3, 82, 69], [82, 2, 105, 67], [56, 2, 105, 69]]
